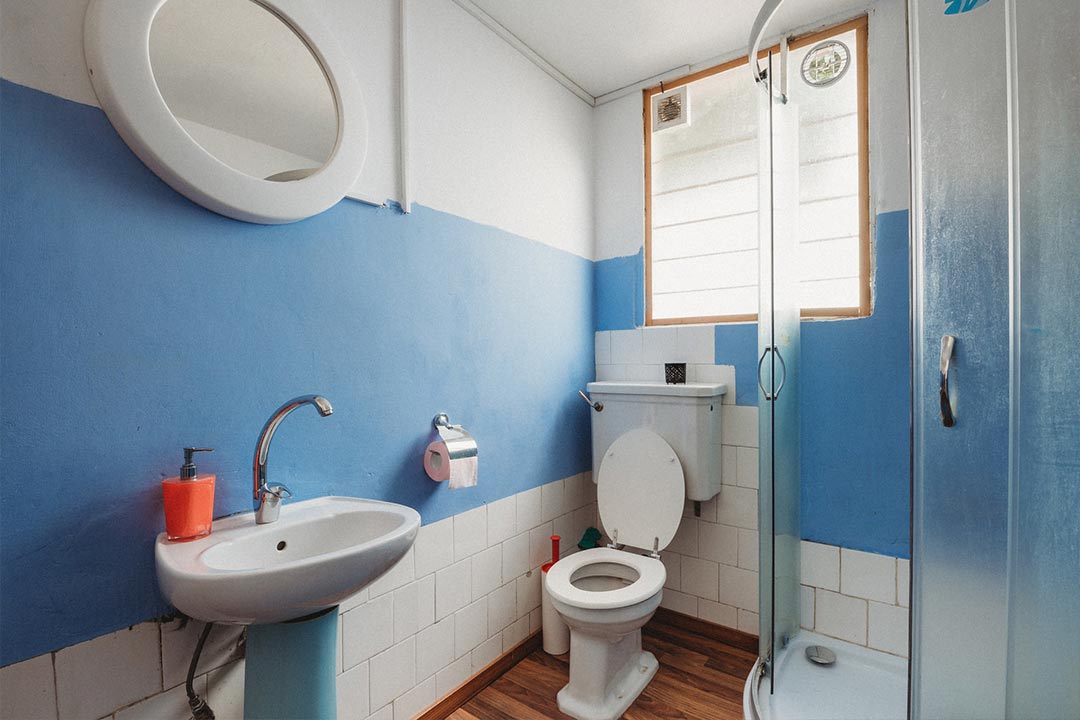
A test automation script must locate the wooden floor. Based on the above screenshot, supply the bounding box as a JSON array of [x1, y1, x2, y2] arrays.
[[448, 610, 757, 720]]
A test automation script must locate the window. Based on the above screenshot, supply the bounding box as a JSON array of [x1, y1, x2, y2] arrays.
[[644, 17, 869, 325]]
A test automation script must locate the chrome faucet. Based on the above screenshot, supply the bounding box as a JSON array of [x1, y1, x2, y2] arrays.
[[252, 395, 333, 524]]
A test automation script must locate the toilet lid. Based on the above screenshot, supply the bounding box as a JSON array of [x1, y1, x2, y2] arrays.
[[597, 429, 685, 553]]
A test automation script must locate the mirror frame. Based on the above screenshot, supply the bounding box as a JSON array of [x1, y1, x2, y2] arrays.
[[84, 0, 368, 224]]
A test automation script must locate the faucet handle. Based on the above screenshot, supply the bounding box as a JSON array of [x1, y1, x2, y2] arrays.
[[263, 483, 292, 500]]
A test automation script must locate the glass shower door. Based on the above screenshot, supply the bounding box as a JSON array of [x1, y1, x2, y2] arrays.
[[910, 0, 1080, 717], [757, 51, 801, 690], [1005, 0, 1080, 714]]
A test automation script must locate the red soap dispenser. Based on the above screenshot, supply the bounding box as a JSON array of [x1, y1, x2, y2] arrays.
[[161, 447, 216, 542]]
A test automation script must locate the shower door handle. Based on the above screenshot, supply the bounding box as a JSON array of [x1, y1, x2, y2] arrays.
[[940, 335, 956, 427], [757, 346, 786, 401]]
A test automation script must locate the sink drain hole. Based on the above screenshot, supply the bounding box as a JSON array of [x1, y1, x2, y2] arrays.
[[276, 541, 287, 551]]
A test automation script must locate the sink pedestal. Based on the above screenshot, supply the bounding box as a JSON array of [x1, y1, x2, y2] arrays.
[[244, 607, 338, 720]]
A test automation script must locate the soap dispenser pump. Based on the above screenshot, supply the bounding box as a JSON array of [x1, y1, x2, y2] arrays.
[[162, 447, 216, 542]]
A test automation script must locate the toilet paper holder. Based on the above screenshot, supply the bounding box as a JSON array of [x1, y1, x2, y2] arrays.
[[431, 413, 478, 460]]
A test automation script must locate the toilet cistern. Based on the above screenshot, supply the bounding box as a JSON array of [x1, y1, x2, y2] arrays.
[[252, 395, 333, 524]]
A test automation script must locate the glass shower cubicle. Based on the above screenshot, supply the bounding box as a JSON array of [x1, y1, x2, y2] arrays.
[[746, 0, 1079, 718]]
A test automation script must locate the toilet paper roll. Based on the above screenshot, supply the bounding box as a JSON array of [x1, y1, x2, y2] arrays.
[[424, 440, 478, 489]]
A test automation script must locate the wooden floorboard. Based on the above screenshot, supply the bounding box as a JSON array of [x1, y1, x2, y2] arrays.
[[453, 612, 756, 719]]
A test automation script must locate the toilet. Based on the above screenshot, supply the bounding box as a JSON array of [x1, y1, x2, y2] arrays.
[[546, 381, 726, 720]]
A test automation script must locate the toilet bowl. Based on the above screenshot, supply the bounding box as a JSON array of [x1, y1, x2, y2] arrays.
[[545, 428, 685, 720]]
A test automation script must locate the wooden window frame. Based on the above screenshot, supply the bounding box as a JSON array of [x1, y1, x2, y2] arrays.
[[644, 16, 870, 326]]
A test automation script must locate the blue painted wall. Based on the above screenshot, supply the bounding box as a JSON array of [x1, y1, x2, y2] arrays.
[[594, 249, 644, 331], [0, 81, 594, 666], [595, 211, 911, 558]]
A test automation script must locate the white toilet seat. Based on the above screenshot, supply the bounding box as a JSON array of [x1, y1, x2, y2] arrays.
[[546, 548, 665, 611]]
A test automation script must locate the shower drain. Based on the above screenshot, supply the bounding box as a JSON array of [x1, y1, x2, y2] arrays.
[[805, 645, 837, 666]]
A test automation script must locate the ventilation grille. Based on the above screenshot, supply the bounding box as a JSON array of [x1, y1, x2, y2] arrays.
[[652, 86, 690, 132]]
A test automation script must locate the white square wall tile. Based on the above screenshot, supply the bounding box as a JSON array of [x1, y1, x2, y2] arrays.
[[515, 487, 542, 534], [869, 602, 909, 657], [367, 704, 394, 720], [897, 558, 911, 608], [393, 581, 422, 643], [454, 598, 488, 658], [516, 570, 542, 619], [562, 473, 587, 511], [698, 522, 738, 567], [55, 621, 161, 720], [610, 329, 643, 364], [722, 405, 759, 448], [0, 653, 58, 720], [436, 657, 471, 698], [642, 327, 678, 364], [471, 546, 503, 600], [486, 495, 517, 547], [800, 585, 815, 630], [627, 364, 662, 381], [698, 599, 738, 628], [738, 529, 759, 571], [715, 487, 758, 530], [416, 574, 436, 631], [369, 638, 416, 711], [659, 589, 698, 616], [435, 558, 472, 621], [414, 619, 455, 682], [721, 445, 738, 486], [488, 581, 517, 633], [737, 610, 759, 635], [501, 533, 529, 581], [343, 592, 393, 669], [841, 548, 897, 604], [540, 480, 565, 523], [736, 446, 759, 489], [336, 661, 369, 720], [393, 675, 436, 720], [413, 518, 454, 578], [676, 325, 714, 363], [471, 634, 502, 672], [801, 541, 840, 591], [594, 331, 612, 365], [680, 556, 719, 601], [717, 563, 758, 612], [454, 506, 487, 561], [116, 678, 205, 720], [596, 364, 627, 381], [815, 589, 867, 645], [503, 616, 530, 652], [553, 512, 575, 549]]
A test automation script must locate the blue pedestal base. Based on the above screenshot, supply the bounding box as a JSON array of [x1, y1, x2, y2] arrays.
[[244, 608, 338, 720]]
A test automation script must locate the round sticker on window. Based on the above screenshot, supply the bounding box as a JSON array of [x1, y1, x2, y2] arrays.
[[801, 40, 850, 88]]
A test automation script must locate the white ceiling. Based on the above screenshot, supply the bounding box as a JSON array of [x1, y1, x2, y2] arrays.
[[468, 0, 872, 98]]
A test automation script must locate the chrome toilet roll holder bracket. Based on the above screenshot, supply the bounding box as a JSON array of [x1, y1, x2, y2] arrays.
[[432, 413, 478, 460]]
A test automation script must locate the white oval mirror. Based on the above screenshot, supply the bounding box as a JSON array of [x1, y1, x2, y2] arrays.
[[149, 0, 338, 182], [84, 0, 367, 224]]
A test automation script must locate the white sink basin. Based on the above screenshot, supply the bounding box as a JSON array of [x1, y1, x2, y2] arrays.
[[156, 496, 420, 624]]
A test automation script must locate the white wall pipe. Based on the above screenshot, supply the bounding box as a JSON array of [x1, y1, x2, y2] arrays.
[[399, 0, 412, 214]]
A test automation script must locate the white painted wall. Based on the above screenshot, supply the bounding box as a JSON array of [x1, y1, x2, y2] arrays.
[[0, 0, 594, 258], [409, 0, 593, 259], [592, 93, 646, 262], [592, 0, 911, 261]]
